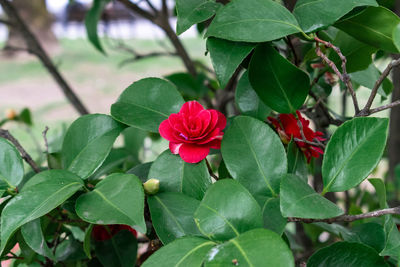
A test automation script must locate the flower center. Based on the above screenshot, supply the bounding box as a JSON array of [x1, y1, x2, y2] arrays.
[[179, 132, 188, 140]]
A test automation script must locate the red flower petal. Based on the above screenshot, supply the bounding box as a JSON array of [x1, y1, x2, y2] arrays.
[[159, 119, 178, 142], [180, 101, 204, 116], [169, 142, 182, 154], [178, 143, 210, 163]]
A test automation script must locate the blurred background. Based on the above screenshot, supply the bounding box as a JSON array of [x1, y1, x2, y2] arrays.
[[0, 0, 210, 162]]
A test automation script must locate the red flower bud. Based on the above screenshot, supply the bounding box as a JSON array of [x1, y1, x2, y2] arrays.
[[159, 101, 226, 163]]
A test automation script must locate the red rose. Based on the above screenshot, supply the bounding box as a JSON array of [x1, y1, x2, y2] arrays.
[[268, 111, 324, 163], [92, 225, 137, 241], [159, 101, 226, 163]]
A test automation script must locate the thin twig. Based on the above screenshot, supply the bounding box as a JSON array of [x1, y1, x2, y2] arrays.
[[293, 138, 325, 149], [42, 126, 49, 157], [369, 99, 400, 114], [285, 37, 299, 66], [314, 36, 360, 114], [0, 0, 89, 115], [144, 0, 158, 14], [288, 206, 400, 223], [119, 51, 177, 67], [360, 58, 400, 115], [205, 158, 219, 180], [0, 129, 41, 173]]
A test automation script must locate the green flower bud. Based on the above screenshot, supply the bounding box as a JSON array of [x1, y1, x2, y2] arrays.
[[143, 178, 160, 195]]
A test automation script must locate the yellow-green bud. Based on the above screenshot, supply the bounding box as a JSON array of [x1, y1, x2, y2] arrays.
[[143, 178, 160, 195], [5, 108, 17, 120]]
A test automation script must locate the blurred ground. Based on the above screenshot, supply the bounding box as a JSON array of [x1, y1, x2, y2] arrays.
[[0, 37, 209, 162]]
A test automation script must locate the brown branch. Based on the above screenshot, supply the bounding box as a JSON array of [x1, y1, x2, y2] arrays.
[[42, 126, 49, 157], [293, 138, 325, 149], [118, 0, 198, 77], [205, 158, 219, 180], [0, 0, 89, 115], [0, 18, 13, 26], [360, 58, 400, 116], [0, 129, 41, 173], [119, 51, 177, 67], [145, 0, 159, 14], [314, 36, 360, 114], [369, 99, 400, 114], [288, 206, 400, 223]]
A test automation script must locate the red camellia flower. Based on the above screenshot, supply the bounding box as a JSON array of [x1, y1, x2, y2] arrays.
[[268, 111, 324, 163], [92, 225, 137, 241], [159, 101, 226, 163]]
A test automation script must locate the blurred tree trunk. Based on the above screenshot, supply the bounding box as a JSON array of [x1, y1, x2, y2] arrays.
[[388, 2, 400, 190], [5, 0, 57, 55]]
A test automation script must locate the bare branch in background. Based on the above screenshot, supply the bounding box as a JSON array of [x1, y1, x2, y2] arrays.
[[0, 0, 89, 116], [0, 18, 13, 26], [0, 129, 41, 173], [314, 36, 360, 114], [288, 206, 400, 223]]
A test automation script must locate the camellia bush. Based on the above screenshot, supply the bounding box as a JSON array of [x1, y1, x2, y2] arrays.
[[2, 0, 400, 266]]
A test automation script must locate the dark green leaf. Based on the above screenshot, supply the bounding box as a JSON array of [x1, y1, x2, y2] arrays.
[[194, 180, 263, 241], [76, 173, 146, 233], [148, 192, 201, 244], [207, 38, 255, 88], [393, 24, 400, 52], [148, 150, 211, 200], [85, 0, 109, 54], [84, 224, 93, 259], [0, 170, 83, 254], [0, 137, 24, 189], [307, 242, 389, 267], [55, 237, 86, 262], [165, 72, 208, 98], [142, 237, 215, 267], [62, 114, 125, 179], [335, 6, 400, 53], [18, 108, 33, 126], [287, 140, 308, 181], [111, 78, 185, 133], [249, 44, 310, 113], [204, 229, 294, 266], [21, 219, 54, 260], [261, 198, 287, 235], [123, 126, 147, 163], [176, 0, 222, 35], [293, 0, 378, 33], [221, 116, 287, 197], [235, 71, 271, 121], [205, 0, 302, 42], [127, 162, 152, 183], [345, 223, 386, 252], [280, 174, 343, 219], [95, 230, 138, 267], [322, 117, 388, 193], [330, 30, 377, 73]]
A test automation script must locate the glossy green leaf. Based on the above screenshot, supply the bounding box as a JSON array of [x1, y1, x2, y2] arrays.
[[127, 162, 152, 183], [194, 180, 263, 241], [205, 0, 301, 42], [335, 6, 400, 53], [148, 192, 201, 244], [166, 72, 208, 98], [249, 44, 310, 113], [76, 173, 146, 233], [235, 71, 271, 121], [322, 117, 389, 193], [369, 178, 387, 208], [21, 219, 54, 260], [330, 30, 377, 73], [294, 0, 378, 33], [287, 140, 308, 181], [90, 148, 131, 180], [350, 64, 393, 97], [393, 24, 400, 52], [62, 114, 125, 179], [261, 198, 287, 235], [0, 137, 23, 189], [207, 38, 255, 88], [111, 78, 185, 133], [142, 237, 215, 267], [280, 174, 343, 219], [84, 224, 93, 259], [346, 223, 386, 253], [148, 150, 211, 200], [85, 0, 109, 54], [204, 229, 294, 266], [221, 116, 287, 197], [19, 108, 33, 126], [123, 126, 147, 163], [0, 170, 83, 254], [307, 242, 389, 267], [176, 0, 222, 35], [94, 230, 138, 267]]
